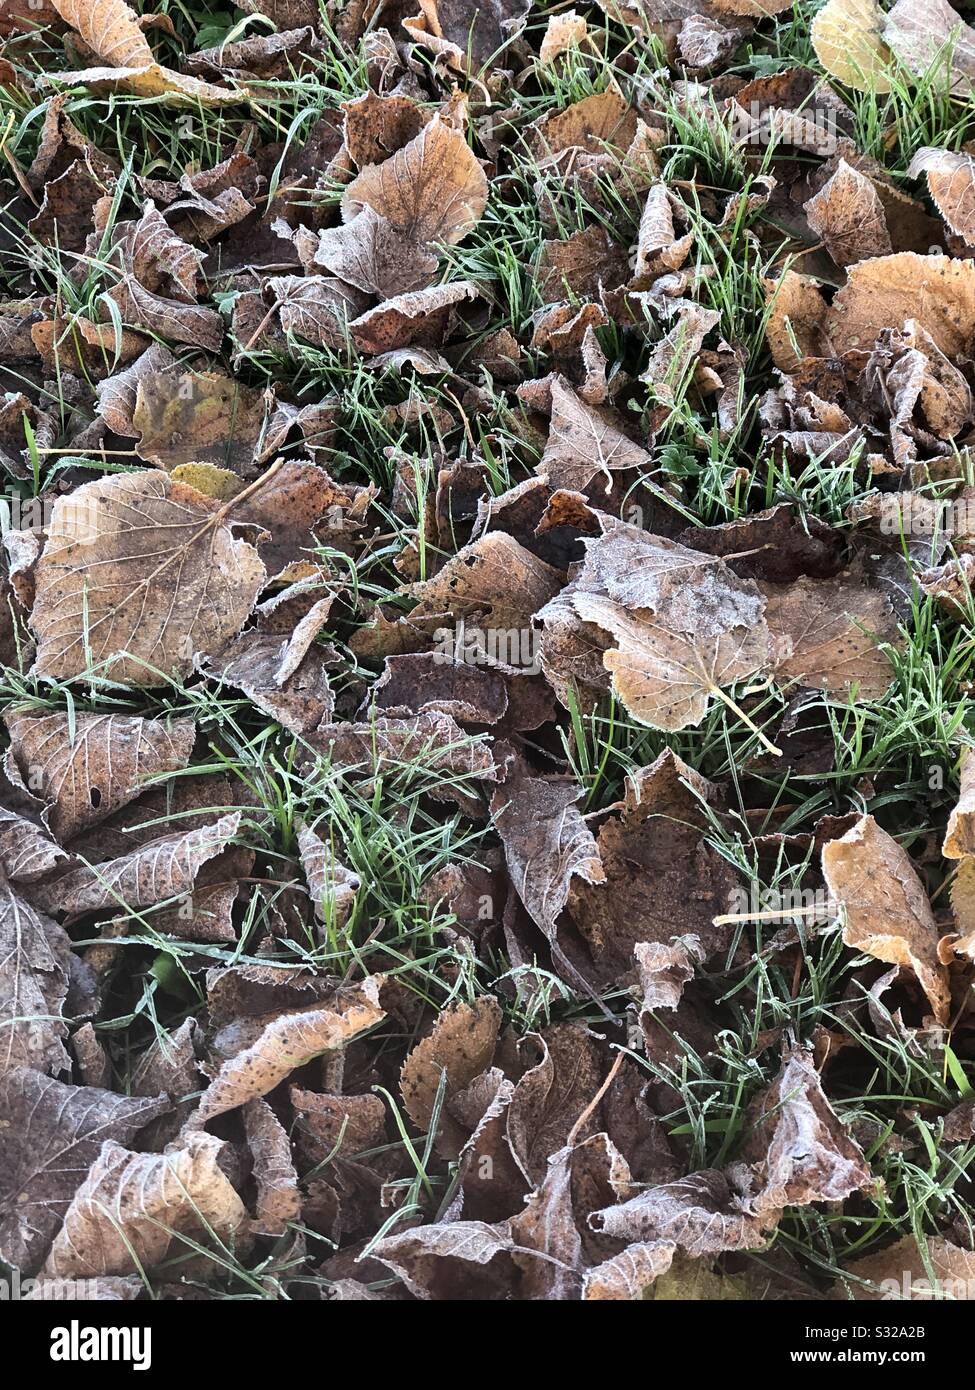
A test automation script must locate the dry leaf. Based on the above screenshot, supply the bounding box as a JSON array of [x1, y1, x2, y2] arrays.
[[4, 709, 195, 842], [822, 815, 951, 1024], [342, 113, 487, 248], [907, 146, 975, 247], [804, 159, 892, 266], [763, 574, 900, 700], [0, 1068, 166, 1273], [400, 997, 501, 1155], [192, 977, 384, 1123], [29, 471, 266, 685], [811, 0, 893, 93], [42, 1132, 247, 1277]]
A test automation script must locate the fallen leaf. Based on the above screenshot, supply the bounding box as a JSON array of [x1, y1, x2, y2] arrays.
[[4, 709, 195, 842], [0, 1068, 166, 1273], [29, 471, 266, 685], [192, 977, 384, 1123], [822, 814, 951, 1024], [42, 1131, 247, 1276]]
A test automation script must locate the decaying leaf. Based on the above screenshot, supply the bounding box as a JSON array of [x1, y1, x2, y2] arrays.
[[342, 113, 488, 248], [822, 815, 951, 1024], [192, 977, 384, 1123], [4, 709, 195, 842], [735, 1046, 873, 1215], [804, 159, 892, 266], [908, 147, 975, 247], [0, 1068, 167, 1273], [42, 1132, 247, 1277], [763, 574, 900, 700], [29, 471, 266, 685], [400, 997, 501, 1155]]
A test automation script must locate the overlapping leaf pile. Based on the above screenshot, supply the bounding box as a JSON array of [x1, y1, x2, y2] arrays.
[[1, 0, 975, 1302]]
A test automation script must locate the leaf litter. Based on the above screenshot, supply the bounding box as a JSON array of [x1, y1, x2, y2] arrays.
[[0, 0, 974, 1307]]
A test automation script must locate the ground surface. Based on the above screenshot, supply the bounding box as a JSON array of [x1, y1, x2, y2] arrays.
[[0, 0, 974, 1303]]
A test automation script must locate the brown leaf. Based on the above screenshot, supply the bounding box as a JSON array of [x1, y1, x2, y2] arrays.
[[42, 1132, 247, 1277], [883, 0, 975, 95], [400, 997, 501, 1155], [736, 1045, 872, 1215], [29, 471, 266, 685], [826, 253, 975, 358], [290, 1087, 387, 1166], [0, 877, 71, 1076], [196, 628, 335, 736], [509, 1131, 633, 1299], [373, 1220, 515, 1299], [506, 1024, 603, 1184], [243, 1099, 300, 1236], [822, 815, 951, 1024], [0, 1068, 167, 1273], [540, 377, 653, 493], [832, 1235, 975, 1299], [763, 574, 900, 700], [4, 709, 195, 843], [28, 812, 242, 917], [568, 748, 738, 976], [944, 748, 975, 858], [296, 821, 360, 930], [490, 768, 605, 987], [403, 0, 530, 76], [342, 92, 430, 170], [192, 977, 384, 1123], [635, 183, 693, 280], [350, 281, 478, 354], [269, 275, 366, 350], [531, 86, 637, 160], [314, 207, 438, 299], [763, 270, 829, 371], [342, 112, 487, 248], [590, 1169, 772, 1255], [804, 159, 892, 266], [132, 371, 273, 475], [908, 146, 975, 247]]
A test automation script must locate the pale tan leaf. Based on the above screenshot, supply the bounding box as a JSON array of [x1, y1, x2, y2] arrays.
[[822, 815, 951, 1024], [908, 147, 975, 247], [296, 821, 360, 930], [193, 977, 384, 1123], [29, 471, 266, 685], [41, 1132, 247, 1277], [944, 747, 975, 858], [583, 1240, 676, 1299], [737, 1045, 872, 1215], [884, 0, 975, 95], [4, 709, 195, 842], [811, 0, 893, 93]]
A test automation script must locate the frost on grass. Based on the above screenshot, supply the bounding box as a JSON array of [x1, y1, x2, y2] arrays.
[[0, 0, 974, 1305]]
